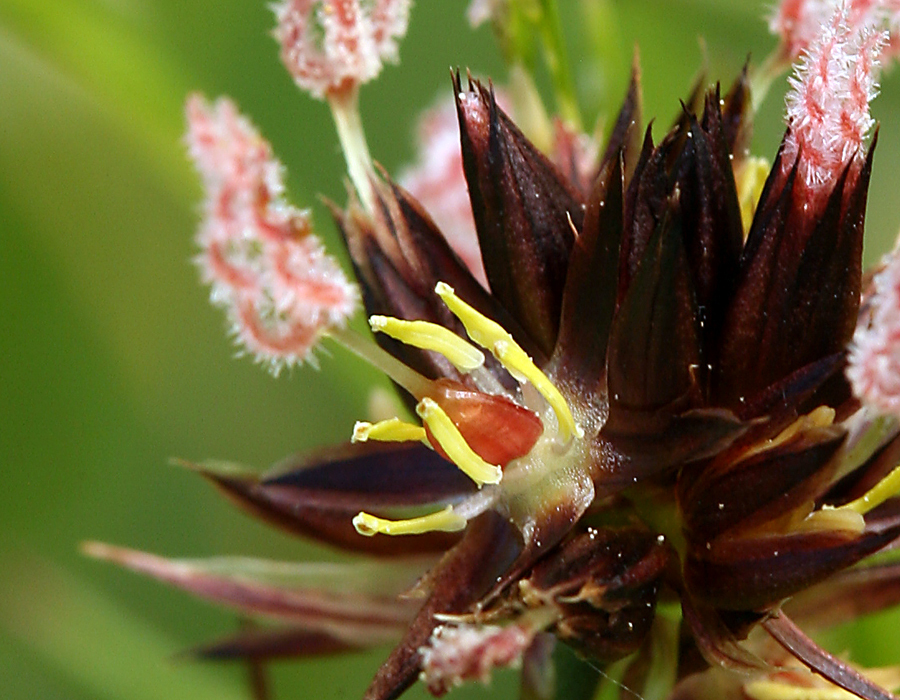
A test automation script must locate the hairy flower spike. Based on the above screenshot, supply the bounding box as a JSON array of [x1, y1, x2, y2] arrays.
[[273, 0, 411, 99], [783, 5, 885, 189], [848, 246, 900, 415], [186, 94, 358, 369], [771, 0, 900, 61], [419, 623, 535, 696]]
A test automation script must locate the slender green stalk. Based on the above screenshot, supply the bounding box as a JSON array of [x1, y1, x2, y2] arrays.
[[328, 324, 433, 399], [536, 0, 582, 129], [328, 88, 375, 212]]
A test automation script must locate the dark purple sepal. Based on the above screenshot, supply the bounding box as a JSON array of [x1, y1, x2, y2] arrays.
[[731, 353, 844, 424], [718, 65, 751, 159], [455, 75, 584, 356], [552, 151, 624, 393], [618, 126, 670, 300], [763, 612, 899, 700], [605, 203, 702, 429], [195, 444, 472, 556], [717, 135, 874, 406], [677, 99, 744, 358], [362, 511, 523, 700], [597, 57, 643, 182], [685, 517, 900, 611], [597, 408, 745, 481], [679, 425, 845, 543]]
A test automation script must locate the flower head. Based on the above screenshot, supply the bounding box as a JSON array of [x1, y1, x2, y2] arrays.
[[771, 0, 900, 62], [782, 5, 885, 191], [273, 0, 411, 99], [89, 5, 900, 700], [186, 94, 358, 369], [848, 243, 900, 415]]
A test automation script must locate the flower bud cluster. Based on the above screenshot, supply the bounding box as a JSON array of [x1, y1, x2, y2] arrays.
[[186, 94, 357, 369]]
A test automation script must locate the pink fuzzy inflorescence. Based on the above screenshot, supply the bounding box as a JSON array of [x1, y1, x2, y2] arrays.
[[848, 247, 900, 416], [273, 0, 411, 100], [419, 624, 535, 696], [782, 5, 885, 191], [771, 0, 900, 61], [186, 94, 358, 370]]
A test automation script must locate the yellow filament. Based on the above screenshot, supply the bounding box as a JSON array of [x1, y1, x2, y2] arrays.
[[841, 464, 900, 515], [417, 397, 502, 486], [369, 315, 485, 373], [352, 506, 467, 537], [434, 282, 582, 441], [352, 418, 427, 444]]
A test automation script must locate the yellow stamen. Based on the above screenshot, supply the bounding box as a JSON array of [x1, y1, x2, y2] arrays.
[[841, 464, 900, 515], [369, 315, 485, 373], [735, 156, 770, 237], [352, 506, 467, 537], [434, 282, 582, 441], [417, 397, 502, 486], [352, 418, 427, 444]]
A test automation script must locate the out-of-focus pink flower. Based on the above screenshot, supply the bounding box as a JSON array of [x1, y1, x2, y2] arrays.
[[771, 0, 900, 61], [273, 0, 411, 100], [398, 97, 487, 287], [419, 623, 535, 696], [782, 5, 885, 191], [848, 245, 900, 416], [186, 94, 358, 369]]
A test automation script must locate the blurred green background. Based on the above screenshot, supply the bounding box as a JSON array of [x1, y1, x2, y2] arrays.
[[2, 1, 900, 699]]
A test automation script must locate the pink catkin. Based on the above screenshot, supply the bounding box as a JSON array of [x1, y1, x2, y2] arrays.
[[782, 5, 885, 191], [419, 624, 534, 696], [186, 94, 357, 369], [272, 0, 410, 100], [771, 0, 900, 61], [848, 248, 900, 416]]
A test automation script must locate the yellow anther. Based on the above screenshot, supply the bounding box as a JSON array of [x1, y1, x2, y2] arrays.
[[369, 315, 485, 373], [435, 282, 582, 441], [841, 463, 900, 515], [352, 418, 427, 444], [735, 156, 770, 238], [352, 506, 467, 537], [417, 397, 502, 486]]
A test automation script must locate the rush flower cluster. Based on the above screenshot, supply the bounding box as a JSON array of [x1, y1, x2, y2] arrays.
[[88, 3, 900, 700]]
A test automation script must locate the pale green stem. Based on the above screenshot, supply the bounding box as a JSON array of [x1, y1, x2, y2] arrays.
[[328, 324, 432, 399], [328, 87, 375, 212], [536, 0, 582, 130]]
